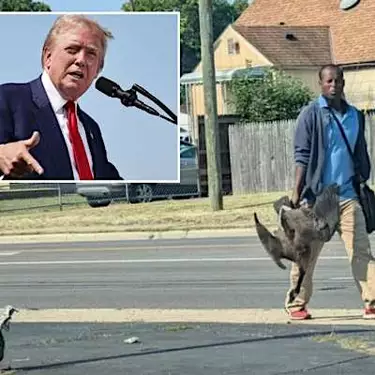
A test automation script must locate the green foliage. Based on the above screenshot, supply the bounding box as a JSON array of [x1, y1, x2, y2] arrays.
[[0, 0, 50, 11], [232, 0, 249, 15], [228, 68, 315, 122], [122, 0, 248, 75]]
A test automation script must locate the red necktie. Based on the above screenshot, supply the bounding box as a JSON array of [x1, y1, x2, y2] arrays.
[[65, 101, 94, 180]]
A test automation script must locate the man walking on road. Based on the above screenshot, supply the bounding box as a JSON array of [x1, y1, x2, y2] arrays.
[[286, 64, 375, 320]]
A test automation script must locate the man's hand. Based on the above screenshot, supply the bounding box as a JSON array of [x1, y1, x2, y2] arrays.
[[291, 190, 300, 208], [291, 166, 306, 208], [0, 132, 44, 178]]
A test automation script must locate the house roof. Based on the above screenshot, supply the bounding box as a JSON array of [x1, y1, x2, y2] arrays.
[[235, 0, 375, 65], [233, 25, 332, 67]]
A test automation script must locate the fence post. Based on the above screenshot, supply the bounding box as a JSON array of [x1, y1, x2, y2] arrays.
[[125, 183, 130, 203], [58, 184, 62, 211]]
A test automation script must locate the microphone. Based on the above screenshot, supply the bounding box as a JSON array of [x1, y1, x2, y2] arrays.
[[95, 76, 159, 116]]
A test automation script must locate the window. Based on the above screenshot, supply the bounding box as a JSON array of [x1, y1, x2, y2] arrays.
[[235, 42, 240, 54], [227, 38, 240, 55], [181, 147, 197, 159]]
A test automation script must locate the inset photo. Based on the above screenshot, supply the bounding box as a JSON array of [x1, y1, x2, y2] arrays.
[[0, 11, 179, 183]]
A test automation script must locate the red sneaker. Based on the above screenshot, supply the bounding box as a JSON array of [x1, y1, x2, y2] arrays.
[[288, 308, 312, 320], [363, 307, 375, 319]]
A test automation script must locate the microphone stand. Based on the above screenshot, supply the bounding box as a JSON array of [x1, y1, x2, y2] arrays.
[[132, 84, 177, 124], [120, 84, 178, 125]]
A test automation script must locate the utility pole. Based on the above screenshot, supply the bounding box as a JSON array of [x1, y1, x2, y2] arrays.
[[198, 0, 223, 211]]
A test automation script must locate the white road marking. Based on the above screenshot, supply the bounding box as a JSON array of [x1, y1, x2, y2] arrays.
[[0, 240, 348, 253], [0, 251, 21, 256], [330, 277, 352, 280], [1, 243, 261, 253], [0, 256, 348, 266]]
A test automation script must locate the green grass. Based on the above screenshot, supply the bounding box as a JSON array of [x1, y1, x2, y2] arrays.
[[0, 190, 289, 235], [0, 194, 87, 213], [3, 183, 375, 236], [164, 324, 194, 332], [313, 332, 374, 354]]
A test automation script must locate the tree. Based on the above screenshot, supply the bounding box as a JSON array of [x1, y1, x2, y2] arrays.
[[0, 0, 50, 11], [228, 68, 315, 122], [122, 0, 248, 76]]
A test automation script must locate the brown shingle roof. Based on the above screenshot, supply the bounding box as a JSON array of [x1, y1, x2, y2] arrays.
[[233, 25, 332, 67], [235, 0, 375, 65]]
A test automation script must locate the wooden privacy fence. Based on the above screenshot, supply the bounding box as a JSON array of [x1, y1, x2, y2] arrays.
[[228, 114, 375, 194]]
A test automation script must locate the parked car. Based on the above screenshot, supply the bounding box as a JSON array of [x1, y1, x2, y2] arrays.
[[75, 182, 127, 208], [180, 127, 192, 143], [76, 140, 200, 207]]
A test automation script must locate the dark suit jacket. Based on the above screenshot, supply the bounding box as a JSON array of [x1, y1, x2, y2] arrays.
[[0, 75, 122, 180]]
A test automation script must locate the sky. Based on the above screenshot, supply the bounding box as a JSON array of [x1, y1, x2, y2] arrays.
[[0, 9, 179, 183], [45, 0, 251, 11], [46, 0, 127, 12]]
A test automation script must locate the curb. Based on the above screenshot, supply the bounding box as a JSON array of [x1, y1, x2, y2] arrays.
[[0, 228, 266, 244]]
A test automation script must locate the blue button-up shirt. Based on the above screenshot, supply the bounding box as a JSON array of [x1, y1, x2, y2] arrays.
[[318, 95, 359, 200]]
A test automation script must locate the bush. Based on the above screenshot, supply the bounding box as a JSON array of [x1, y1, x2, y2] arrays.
[[228, 67, 315, 122]]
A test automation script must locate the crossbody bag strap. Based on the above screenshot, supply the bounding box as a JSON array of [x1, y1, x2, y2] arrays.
[[328, 108, 354, 159], [327, 107, 361, 178]]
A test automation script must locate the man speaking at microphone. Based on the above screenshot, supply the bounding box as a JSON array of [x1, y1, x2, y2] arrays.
[[0, 14, 121, 180]]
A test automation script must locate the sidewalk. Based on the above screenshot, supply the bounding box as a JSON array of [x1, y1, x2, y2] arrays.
[[11, 307, 375, 326], [3, 319, 375, 374]]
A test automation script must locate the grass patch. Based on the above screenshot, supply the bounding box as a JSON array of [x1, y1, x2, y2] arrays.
[[164, 324, 194, 332], [0, 190, 290, 235], [0, 194, 87, 213], [313, 332, 374, 354]]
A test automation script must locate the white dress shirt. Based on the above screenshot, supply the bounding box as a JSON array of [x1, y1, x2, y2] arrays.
[[41, 70, 93, 180]]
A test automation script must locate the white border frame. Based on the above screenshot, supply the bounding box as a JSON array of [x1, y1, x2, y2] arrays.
[[0, 11, 181, 184]]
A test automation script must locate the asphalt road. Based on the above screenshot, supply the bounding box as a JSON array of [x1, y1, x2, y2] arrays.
[[5, 322, 375, 375], [1, 236, 375, 374], [0, 235, 368, 310]]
